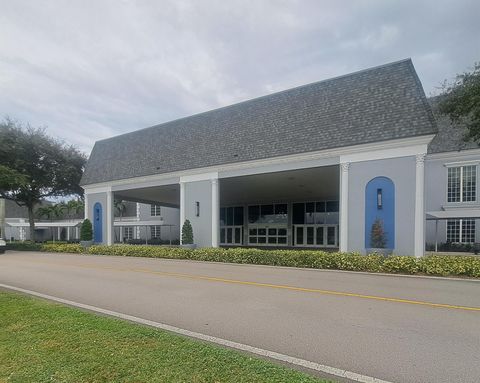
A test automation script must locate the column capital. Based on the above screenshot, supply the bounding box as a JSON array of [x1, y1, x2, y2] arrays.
[[415, 153, 426, 166], [211, 178, 219, 185], [340, 162, 350, 172]]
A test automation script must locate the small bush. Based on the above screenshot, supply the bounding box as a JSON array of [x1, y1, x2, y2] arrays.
[[5, 241, 42, 251], [80, 219, 93, 241], [181, 220, 193, 244], [41, 243, 84, 254]]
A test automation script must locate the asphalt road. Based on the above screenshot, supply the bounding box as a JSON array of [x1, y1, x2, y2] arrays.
[[1, 251, 479, 383]]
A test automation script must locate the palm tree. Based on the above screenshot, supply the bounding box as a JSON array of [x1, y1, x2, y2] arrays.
[[114, 200, 127, 243], [66, 199, 84, 219]]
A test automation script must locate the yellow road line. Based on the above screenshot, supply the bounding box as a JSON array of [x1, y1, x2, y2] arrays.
[[13, 258, 480, 312]]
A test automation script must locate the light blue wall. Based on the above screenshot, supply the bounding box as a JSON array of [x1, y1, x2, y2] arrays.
[[87, 192, 108, 244], [348, 156, 416, 255], [184, 180, 213, 247]]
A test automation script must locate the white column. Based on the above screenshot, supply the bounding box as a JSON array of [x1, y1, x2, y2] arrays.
[[180, 181, 186, 242], [106, 191, 114, 245], [339, 162, 350, 252], [84, 194, 89, 220], [211, 178, 220, 247], [67, 227, 70, 241], [414, 154, 426, 257]]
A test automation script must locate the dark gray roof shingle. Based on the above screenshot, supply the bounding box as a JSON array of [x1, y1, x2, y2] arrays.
[[81, 59, 437, 185]]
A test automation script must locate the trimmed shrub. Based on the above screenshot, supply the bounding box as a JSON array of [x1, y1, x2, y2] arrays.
[[181, 220, 193, 244], [80, 219, 93, 241], [7, 241, 480, 278], [5, 241, 42, 251]]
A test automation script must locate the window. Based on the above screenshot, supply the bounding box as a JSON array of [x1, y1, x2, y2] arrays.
[[447, 219, 476, 243], [123, 227, 133, 240], [151, 225, 161, 239], [447, 165, 477, 203], [150, 204, 161, 216]]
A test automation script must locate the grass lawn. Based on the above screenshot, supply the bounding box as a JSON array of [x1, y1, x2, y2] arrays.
[[0, 291, 330, 383]]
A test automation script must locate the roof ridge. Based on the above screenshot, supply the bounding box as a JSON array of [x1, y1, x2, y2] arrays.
[[96, 58, 414, 143]]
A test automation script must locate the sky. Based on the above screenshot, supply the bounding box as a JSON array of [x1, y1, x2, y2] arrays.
[[1, 0, 479, 154]]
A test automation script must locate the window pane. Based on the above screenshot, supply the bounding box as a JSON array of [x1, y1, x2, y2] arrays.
[[226, 207, 234, 225], [258, 228, 266, 236], [325, 212, 339, 225], [447, 219, 460, 243], [268, 237, 277, 244], [249, 228, 257, 235], [260, 205, 274, 223], [248, 205, 260, 223], [292, 203, 305, 224], [277, 237, 287, 244], [268, 228, 277, 236], [462, 219, 476, 243], [306, 226, 314, 244], [327, 227, 336, 245], [227, 228, 232, 243], [316, 227, 324, 245], [258, 236, 266, 244], [463, 165, 477, 202], [316, 202, 325, 212], [296, 226, 303, 244], [234, 228, 242, 243], [326, 201, 339, 212], [234, 207, 244, 225], [305, 203, 315, 224], [220, 228, 226, 243], [447, 167, 461, 203], [249, 237, 257, 244], [220, 208, 226, 226], [278, 228, 287, 236]]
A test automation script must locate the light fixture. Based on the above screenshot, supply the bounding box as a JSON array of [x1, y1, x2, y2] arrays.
[[377, 188, 383, 209], [195, 201, 200, 217]]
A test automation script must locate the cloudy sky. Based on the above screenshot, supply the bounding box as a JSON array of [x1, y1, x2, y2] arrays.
[[1, 0, 479, 154]]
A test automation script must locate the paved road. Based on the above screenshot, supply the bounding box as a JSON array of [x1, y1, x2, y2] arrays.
[[1, 252, 479, 383]]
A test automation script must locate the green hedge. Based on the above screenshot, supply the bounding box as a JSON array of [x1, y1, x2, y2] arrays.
[[6, 242, 480, 278]]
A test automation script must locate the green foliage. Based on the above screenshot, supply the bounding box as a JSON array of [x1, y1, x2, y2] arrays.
[[370, 218, 386, 248], [41, 243, 84, 253], [80, 219, 93, 241], [8, 242, 480, 278], [5, 241, 42, 251], [0, 118, 87, 241], [181, 219, 194, 244], [0, 291, 325, 383], [438, 62, 480, 143]]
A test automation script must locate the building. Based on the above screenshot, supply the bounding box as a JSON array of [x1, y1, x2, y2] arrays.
[[0, 199, 180, 244], [80, 59, 479, 256]]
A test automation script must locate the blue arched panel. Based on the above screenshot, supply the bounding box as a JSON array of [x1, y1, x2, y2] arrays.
[[365, 177, 395, 249], [93, 202, 103, 243]]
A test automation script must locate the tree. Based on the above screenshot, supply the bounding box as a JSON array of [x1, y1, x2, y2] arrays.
[[370, 218, 386, 248], [114, 199, 126, 219], [438, 62, 480, 143], [66, 199, 84, 219], [0, 118, 87, 241], [181, 219, 194, 244]]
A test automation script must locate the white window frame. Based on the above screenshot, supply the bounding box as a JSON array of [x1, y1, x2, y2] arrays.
[[446, 219, 476, 244], [151, 225, 161, 239], [150, 204, 161, 216], [446, 163, 478, 203], [123, 226, 134, 240]]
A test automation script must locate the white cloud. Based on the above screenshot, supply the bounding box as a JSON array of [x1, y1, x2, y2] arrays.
[[0, 0, 479, 153]]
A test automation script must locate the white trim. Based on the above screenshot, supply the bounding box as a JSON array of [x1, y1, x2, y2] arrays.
[[180, 172, 218, 183], [180, 182, 185, 242], [444, 160, 480, 168], [414, 154, 426, 257], [106, 191, 113, 245], [84, 185, 112, 194], [211, 178, 219, 247], [84, 194, 89, 220], [340, 142, 430, 164], [339, 163, 349, 252], [426, 147, 480, 161], [82, 135, 435, 191]]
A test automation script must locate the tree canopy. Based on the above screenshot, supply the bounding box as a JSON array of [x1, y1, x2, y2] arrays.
[[0, 118, 87, 240], [438, 62, 480, 143]]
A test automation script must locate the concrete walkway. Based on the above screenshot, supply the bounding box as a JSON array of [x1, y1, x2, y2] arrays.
[[1, 251, 479, 383]]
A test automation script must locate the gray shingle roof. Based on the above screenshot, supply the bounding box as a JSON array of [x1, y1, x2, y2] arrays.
[[427, 96, 479, 154], [81, 59, 437, 186]]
